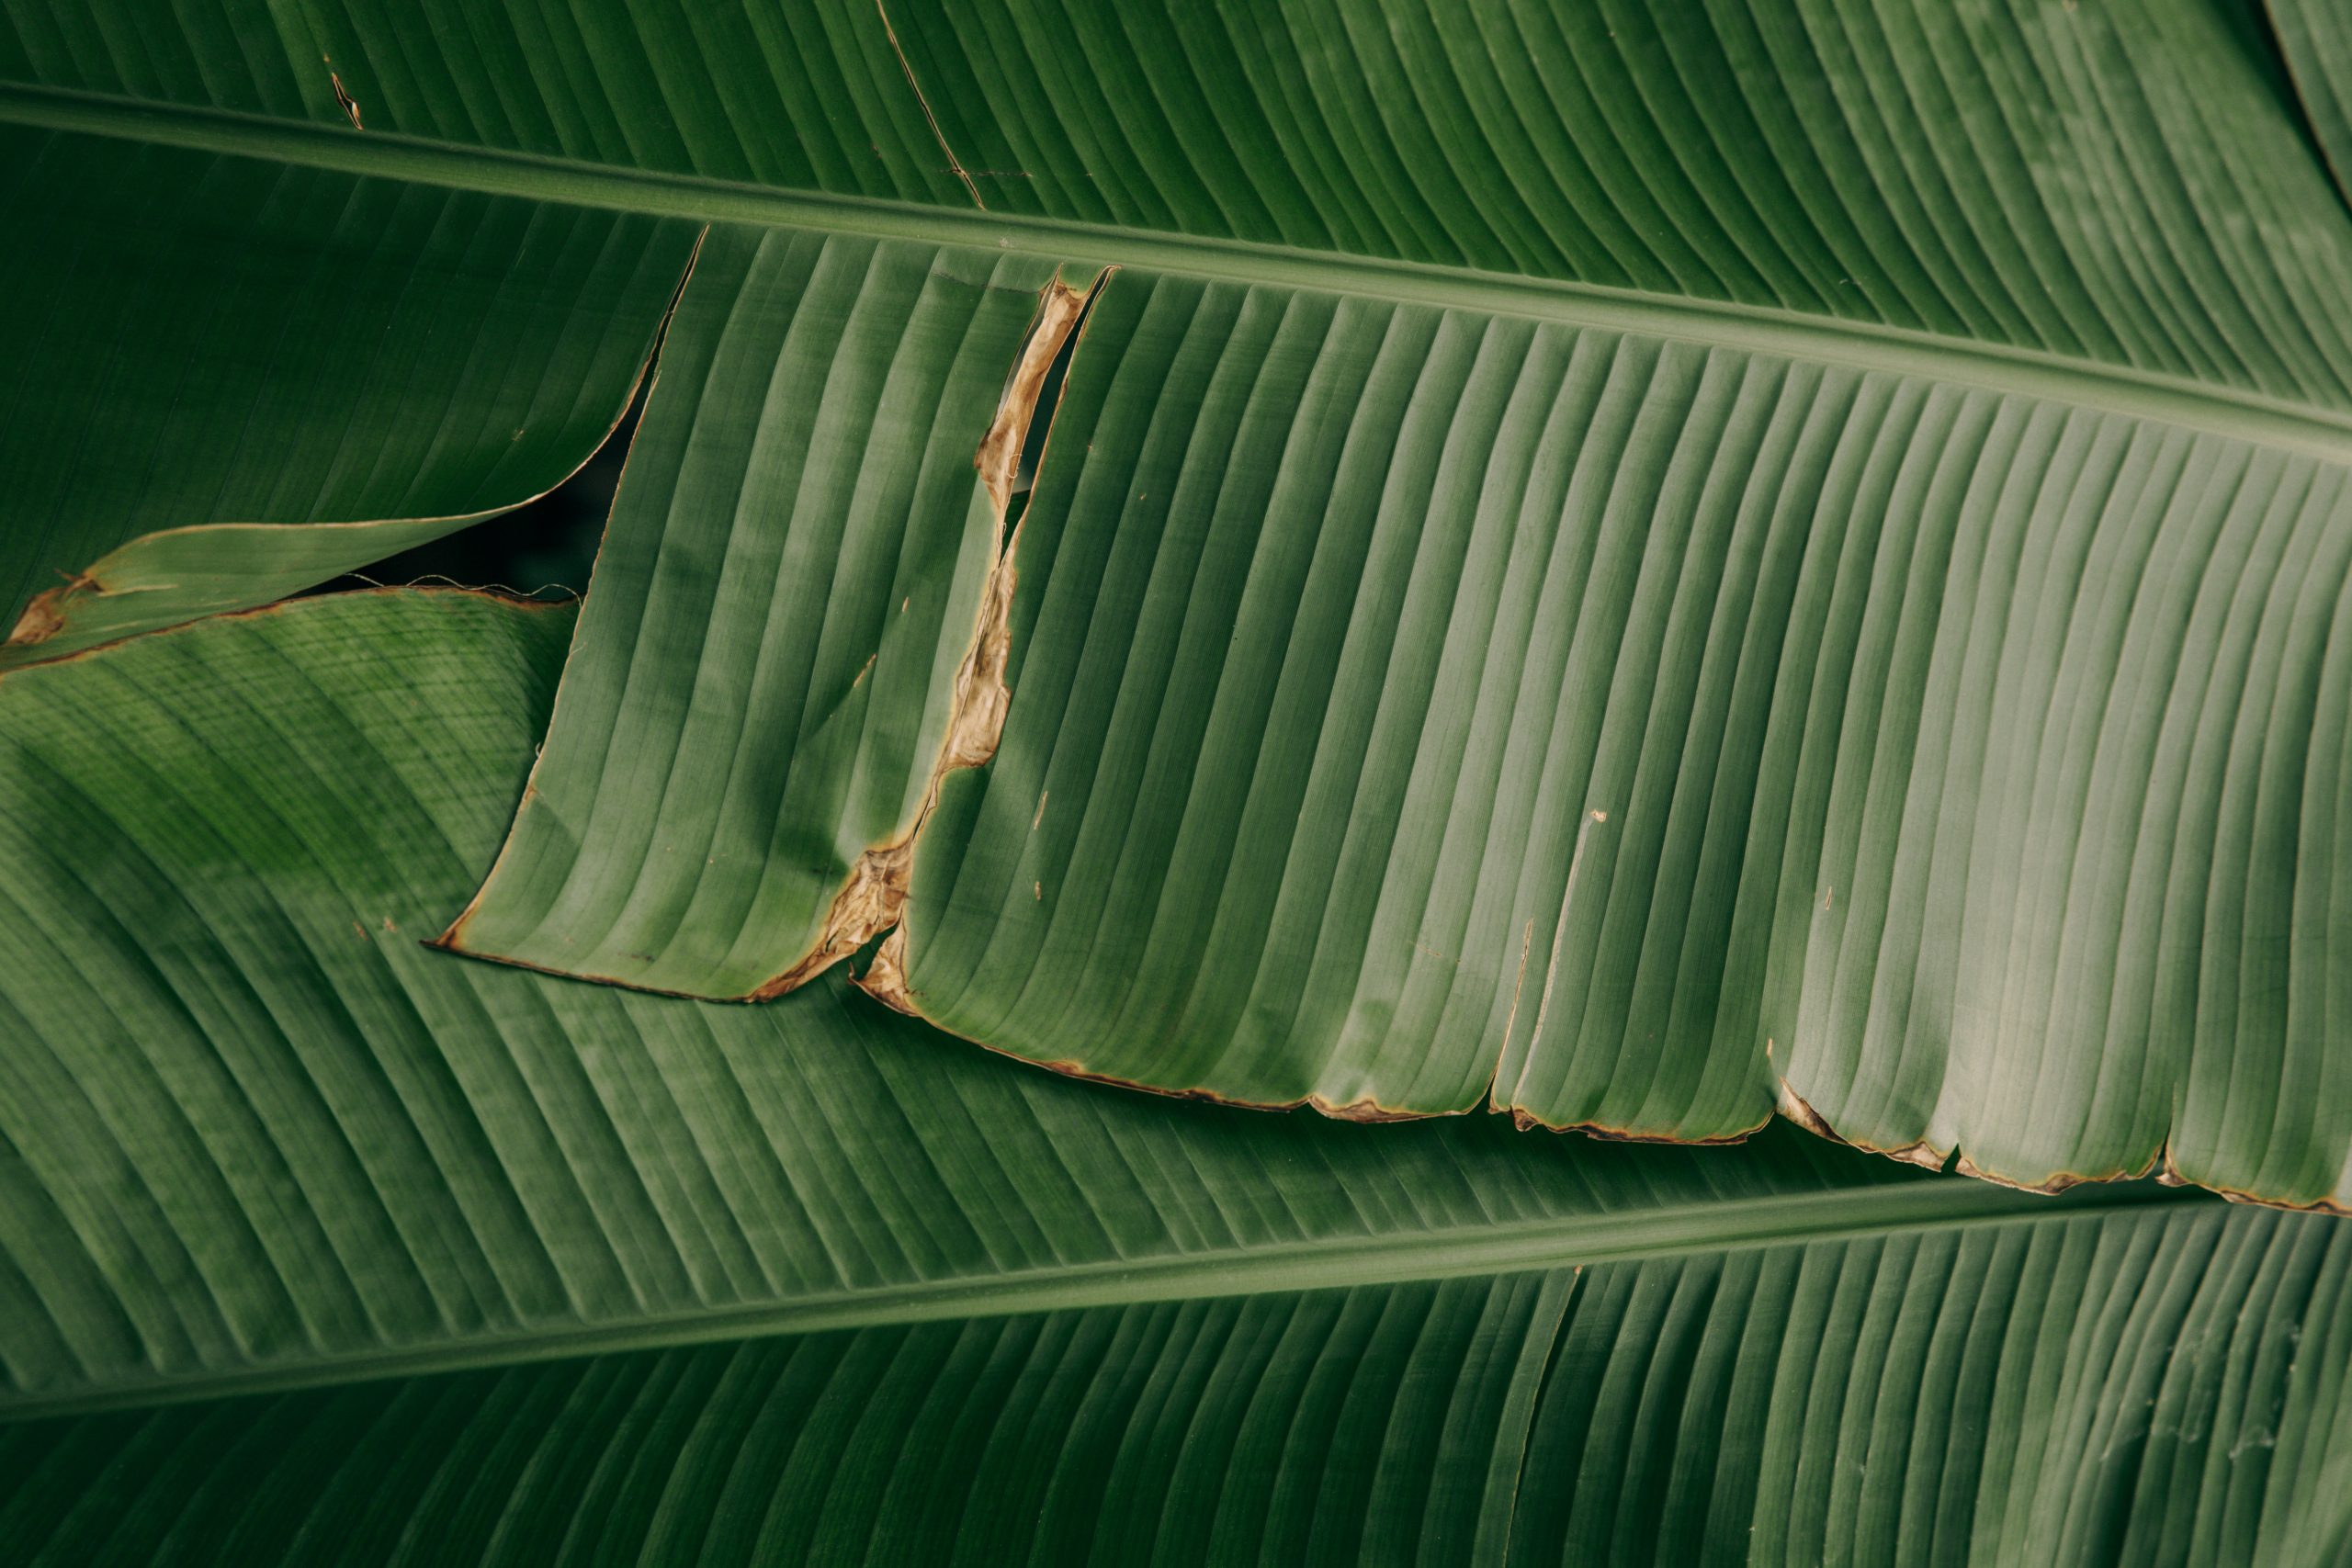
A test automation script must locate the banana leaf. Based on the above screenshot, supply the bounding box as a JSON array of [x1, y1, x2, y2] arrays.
[[0, 125, 696, 665], [3, 592, 2346, 1564], [5, 2, 2350, 1195]]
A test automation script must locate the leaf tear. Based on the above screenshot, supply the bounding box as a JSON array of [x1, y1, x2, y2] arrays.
[[876, 0, 982, 209], [975, 276, 1094, 516], [752, 269, 1104, 1001]]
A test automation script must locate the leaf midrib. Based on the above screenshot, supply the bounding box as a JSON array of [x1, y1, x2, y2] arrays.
[[10, 84, 2352, 466], [0, 1175, 2195, 1422]]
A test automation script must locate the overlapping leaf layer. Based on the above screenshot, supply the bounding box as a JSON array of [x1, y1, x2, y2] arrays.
[[0, 127, 695, 663], [5, 7, 2352, 1557], [3, 596, 2347, 1564], [0, 592, 1941, 1405], [5, 0, 2351, 1206], [437, 230, 1088, 996]]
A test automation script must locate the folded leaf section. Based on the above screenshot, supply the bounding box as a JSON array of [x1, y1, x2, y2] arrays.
[[0, 126, 698, 665], [436, 226, 1099, 997], [897, 266, 2352, 1209]]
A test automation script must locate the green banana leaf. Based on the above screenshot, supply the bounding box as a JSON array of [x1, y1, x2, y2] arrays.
[[433, 229, 1100, 998], [9, 0, 2351, 1205], [8, 0, 2352, 392], [0, 124, 697, 665], [892, 261, 2352, 1190], [4, 592, 2348, 1564]]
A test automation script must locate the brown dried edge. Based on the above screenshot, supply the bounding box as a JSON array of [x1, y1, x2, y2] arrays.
[[744, 265, 1106, 997]]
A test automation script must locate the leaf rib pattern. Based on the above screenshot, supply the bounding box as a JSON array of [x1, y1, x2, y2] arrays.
[[8, 2, 2352, 403], [4, 590, 2006, 1411], [1, 2, 2350, 1556], [5, 1210, 2352, 1563], [383, 215, 2352, 1208], [7, 593, 2352, 1563], [435, 228, 1091, 996], [893, 267, 2352, 1207]]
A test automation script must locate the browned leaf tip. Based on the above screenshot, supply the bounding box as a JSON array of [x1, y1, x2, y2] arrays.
[[6, 587, 69, 649], [1776, 1077, 1945, 1170]]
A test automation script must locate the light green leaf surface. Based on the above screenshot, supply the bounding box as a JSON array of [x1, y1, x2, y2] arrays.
[[419, 217, 2352, 1206], [0, 590, 1949, 1409], [435, 227, 1095, 997], [3, 592, 2348, 1565], [0, 125, 697, 666], [891, 264, 2352, 1210]]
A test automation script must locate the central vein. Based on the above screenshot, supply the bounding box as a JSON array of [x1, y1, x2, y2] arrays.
[[9, 84, 2352, 466]]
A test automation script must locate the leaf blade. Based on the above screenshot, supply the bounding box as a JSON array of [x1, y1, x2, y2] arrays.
[[0, 590, 1988, 1417], [6, 1213, 2350, 1564]]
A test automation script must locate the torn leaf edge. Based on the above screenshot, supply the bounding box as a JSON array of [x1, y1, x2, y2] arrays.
[[763, 265, 1104, 998]]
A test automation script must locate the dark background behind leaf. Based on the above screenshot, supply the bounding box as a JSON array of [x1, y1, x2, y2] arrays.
[[312, 394, 645, 601]]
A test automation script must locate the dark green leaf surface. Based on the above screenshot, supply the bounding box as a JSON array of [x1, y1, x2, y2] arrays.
[[0, 125, 696, 665], [9, 1, 2352, 405], [9, 1219, 2352, 1564], [5, 6, 2351, 1558], [2, 592, 2346, 1564]]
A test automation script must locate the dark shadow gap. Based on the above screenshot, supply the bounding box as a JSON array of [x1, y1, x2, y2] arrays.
[[1006, 298, 1088, 529], [308, 378, 649, 602], [323, 262, 1085, 604]]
